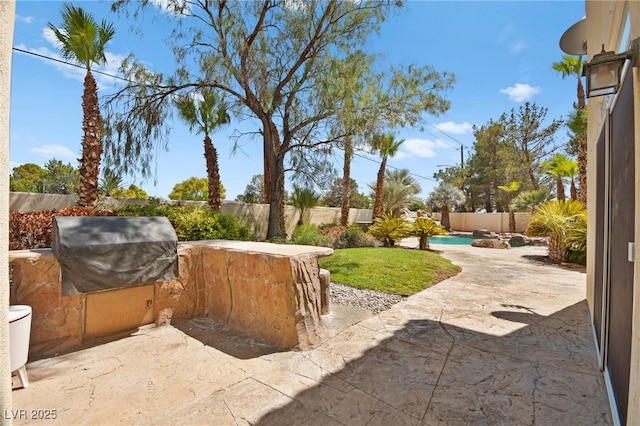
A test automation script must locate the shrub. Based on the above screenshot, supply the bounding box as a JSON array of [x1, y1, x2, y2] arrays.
[[368, 214, 412, 247], [292, 224, 332, 247], [334, 226, 375, 249], [118, 204, 250, 242], [9, 207, 116, 250]]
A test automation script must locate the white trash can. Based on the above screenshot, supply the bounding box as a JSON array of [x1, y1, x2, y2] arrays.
[[9, 305, 32, 388]]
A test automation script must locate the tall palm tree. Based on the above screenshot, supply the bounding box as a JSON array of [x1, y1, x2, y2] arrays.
[[497, 181, 520, 233], [370, 133, 404, 218], [427, 183, 466, 231], [552, 55, 587, 203], [174, 88, 230, 211], [48, 4, 115, 207]]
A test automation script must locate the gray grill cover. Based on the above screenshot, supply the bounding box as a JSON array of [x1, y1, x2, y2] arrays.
[[52, 216, 179, 295]]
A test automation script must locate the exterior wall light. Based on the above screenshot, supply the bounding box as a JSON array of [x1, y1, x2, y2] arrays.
[[583, 38, 640, 98]]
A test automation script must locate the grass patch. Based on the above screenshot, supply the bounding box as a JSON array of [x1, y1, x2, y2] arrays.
[[318, 247, 461, 295]]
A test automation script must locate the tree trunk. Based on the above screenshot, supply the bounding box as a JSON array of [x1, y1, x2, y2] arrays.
[[508, 210, 516, 233], [419, 235, 429, 250], [548, 233, 568, 263], [263, 120, 280, 204], [570, 178, 577, 201], [373, 157, 386, 219], [77, 71, 102, 207], [441, 204, 451, 231], [203, 134, 221, 211], [340, 137, 352, 226], [577, 133, 587, 204], [264, 120, 286, 240], [556, 176, 565, 202]]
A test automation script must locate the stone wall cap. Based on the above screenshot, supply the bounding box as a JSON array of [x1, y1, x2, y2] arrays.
[[181, 240, 334, 257]]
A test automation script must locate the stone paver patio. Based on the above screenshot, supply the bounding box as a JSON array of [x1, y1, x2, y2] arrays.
[[10, 242, 612, 425]]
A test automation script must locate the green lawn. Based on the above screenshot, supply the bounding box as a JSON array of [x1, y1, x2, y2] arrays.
[[318, 247, 461, 295]]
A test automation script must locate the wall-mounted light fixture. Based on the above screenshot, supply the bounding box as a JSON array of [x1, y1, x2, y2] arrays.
[[583, 38, 640, 98]]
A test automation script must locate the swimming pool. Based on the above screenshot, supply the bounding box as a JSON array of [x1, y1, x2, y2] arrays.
[[429, 235, 475, 245]]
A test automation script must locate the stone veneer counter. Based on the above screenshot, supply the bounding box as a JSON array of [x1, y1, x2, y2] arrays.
[[9, 240, 334, 359]]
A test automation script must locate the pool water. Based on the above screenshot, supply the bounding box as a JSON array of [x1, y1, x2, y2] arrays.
[[429, 235, 475, 245]]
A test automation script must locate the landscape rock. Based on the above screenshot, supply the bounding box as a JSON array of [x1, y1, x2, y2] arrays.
[[472, 239, 511, 249], [473, 229, 493, 238], [509, 235, 529, 247]]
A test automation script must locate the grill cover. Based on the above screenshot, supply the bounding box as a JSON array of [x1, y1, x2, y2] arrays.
[[52, 216, 179, 295]]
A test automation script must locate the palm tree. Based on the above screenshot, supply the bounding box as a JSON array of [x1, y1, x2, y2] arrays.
[[174, 88, 230, 211], [48, 4, 115, 207], [368, 168, 421, 215], [370, 133, 404, 219], [427, 183, 466, 231], [99, 168, 124, 196], [290, 185, 321, 226], [526, 200, 586, 263], [511, 189, 552, 212], [552, 55, 587, 203], [497, 181, 520, 233], [542, 153, 579, 201]]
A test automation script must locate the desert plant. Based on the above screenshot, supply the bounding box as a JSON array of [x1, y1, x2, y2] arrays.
[[334, 226, 375, 249], [497, 181, 520, 233], [117, 204, 250, 241], [525, 199, 586, 262], [290, 185, 321, 226], [511, 189, 552, 212], [426, 183, 466, 231], [410, 217, 448, 250], [292, 224, 332, 247], [368, 214, 412, 247]]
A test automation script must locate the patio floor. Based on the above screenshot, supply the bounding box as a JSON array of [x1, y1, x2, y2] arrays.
[[10, 242, 612, 425]]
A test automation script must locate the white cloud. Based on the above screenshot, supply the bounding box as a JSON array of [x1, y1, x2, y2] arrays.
[[16, 15, 34, 24], [500, 83, 541, 102], [29, 144, 77, 160], [509, 40, 526, 54], [434, 121, 472, 135], [401, 139, 438, 158]]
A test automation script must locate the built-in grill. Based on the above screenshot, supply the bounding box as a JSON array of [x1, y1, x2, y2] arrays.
[[52, 216, 179, 296]]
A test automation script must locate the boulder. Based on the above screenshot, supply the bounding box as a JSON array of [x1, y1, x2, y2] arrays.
[[473, 229, 493, 238], [472, 239, 511, 249], [509, 235, 529, 247]]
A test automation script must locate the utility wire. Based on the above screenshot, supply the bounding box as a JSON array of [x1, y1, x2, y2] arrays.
[[12, 46, 130, 82], [14, 46, 441, 186], [423, 118, 468, 147]]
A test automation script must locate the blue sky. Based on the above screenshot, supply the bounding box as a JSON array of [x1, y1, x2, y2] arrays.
[[9, 1, 584, 201]]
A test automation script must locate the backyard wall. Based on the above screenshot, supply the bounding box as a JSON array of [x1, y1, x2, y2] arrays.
[[448, 212, 532, 234], [9, 192, 373, 240], [9, 192, 531, 235]]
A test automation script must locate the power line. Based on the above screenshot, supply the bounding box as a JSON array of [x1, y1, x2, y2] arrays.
[[351, 149, 438, 183], [12, 46, 130, 82], [14, 45, 441, 186], [423, 118, 468, 147]]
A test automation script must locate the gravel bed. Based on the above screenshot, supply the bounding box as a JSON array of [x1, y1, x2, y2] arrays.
[[329, 282, 407, 315]]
